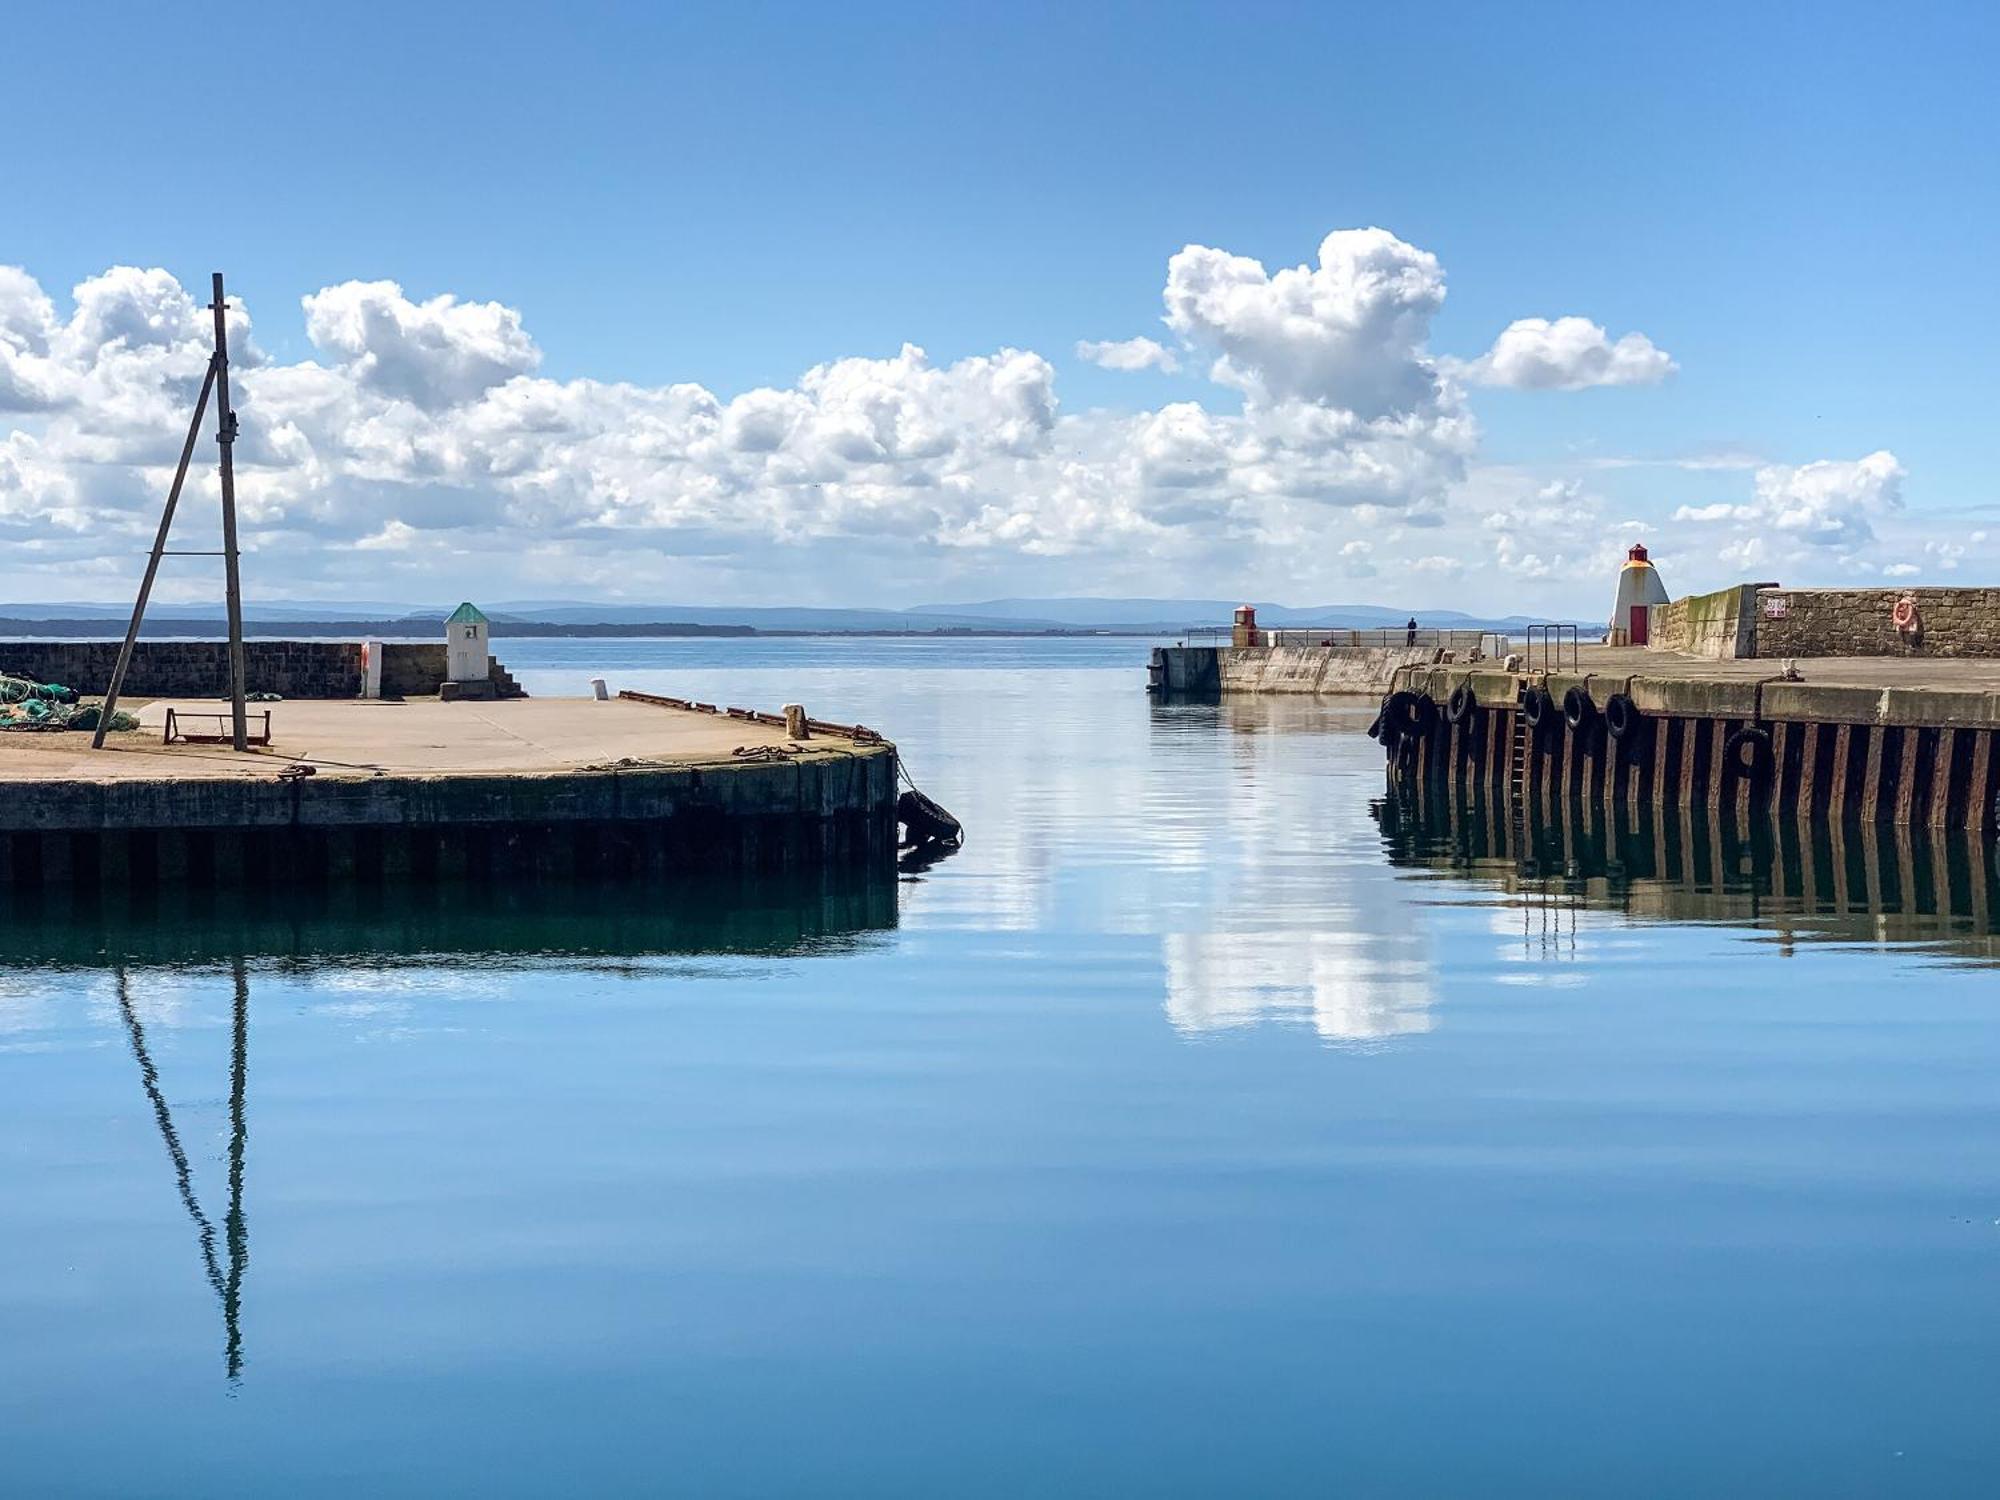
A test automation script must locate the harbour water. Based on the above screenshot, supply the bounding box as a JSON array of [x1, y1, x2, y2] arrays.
[[6, 638, 1999, 1494]]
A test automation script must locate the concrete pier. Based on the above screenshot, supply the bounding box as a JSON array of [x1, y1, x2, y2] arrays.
[[0, 696, 898, 886], [1380, 647, 2000, 831], [1149, 642, 1444, 696]]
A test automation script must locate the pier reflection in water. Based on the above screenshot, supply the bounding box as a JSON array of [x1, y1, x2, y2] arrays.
[[7, 868, 896, 1389], [1375, 779, 2000, 963]]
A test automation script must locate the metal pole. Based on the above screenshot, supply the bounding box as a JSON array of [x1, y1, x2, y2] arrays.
[[93, 358, 219, 748], [210, 272, 248, 752]]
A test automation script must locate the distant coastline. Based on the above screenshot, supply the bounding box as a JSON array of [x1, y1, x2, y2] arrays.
[[0, 616, 1171, 641]]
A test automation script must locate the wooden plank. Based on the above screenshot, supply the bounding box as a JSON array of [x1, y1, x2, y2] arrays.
[[1971, 731, 1997, 834], [1829, 724, 1855, 822], [1859, 726, 1886, 823], [1686, 718, 1710, 807], [1929, 728, 1961, 831], [1797, 721, 1822, 822], [1893, 727, 1922, 827]]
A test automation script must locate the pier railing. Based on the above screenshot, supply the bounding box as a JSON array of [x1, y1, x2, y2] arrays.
[[1179, 625, 1494, 656]]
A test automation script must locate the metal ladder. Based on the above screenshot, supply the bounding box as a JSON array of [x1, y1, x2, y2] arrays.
[[1507, 682, 1532, 848]]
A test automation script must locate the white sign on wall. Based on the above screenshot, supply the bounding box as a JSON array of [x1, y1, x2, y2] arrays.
[[1762, 596, 1790, 619]]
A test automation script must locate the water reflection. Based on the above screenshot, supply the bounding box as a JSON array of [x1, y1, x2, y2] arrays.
[[9, 868, 897, 1388], [1148, 693, 1441, 1042], [114, 960, 249, 1383], [0, 866, 898, 970], [1375, 784, 2000, 962], [1164, 930, 1434, 1040]]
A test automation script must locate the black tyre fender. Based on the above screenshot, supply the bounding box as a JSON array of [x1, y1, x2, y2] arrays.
[[1563, 686, 1597, 733], [1393, 735, 1420, 775], [1521, 687, 1553, 729], [1410, 693, 1440, 737], [1604, 692, 1643, 741], [1381, 690, 1417, 745], [1722, 725, 1774, 782], [1446, 682, 1477, 725]]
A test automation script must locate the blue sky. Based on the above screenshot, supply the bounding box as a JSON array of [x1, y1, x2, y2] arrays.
[[2, 0, 1992, 612]]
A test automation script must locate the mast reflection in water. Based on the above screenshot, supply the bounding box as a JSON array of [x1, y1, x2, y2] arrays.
[[21, 866, 897, 1387], [1375, 779, 2000, 963]]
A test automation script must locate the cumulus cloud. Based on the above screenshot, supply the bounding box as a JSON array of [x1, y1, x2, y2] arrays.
[[1075, 336, 1179, 373], [1672, 450, 1904, 549], [1163, 227, 1448, 418], [0, 266, 64, 411], [1465, 316, 1675, 390], [1647, 449, 1910, 588], [0, 236, 1506, 602], [301, 280, 539, 409], [0, 236, 1913, 611], [1752, 450, 1905, 545]]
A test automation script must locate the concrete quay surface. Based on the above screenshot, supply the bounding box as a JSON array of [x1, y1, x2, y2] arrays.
[[0, 698, 900, 883], [0, 697, 857, 782]]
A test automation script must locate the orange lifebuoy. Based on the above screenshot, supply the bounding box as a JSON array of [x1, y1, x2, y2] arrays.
[[1893, 596, 1920, 632]]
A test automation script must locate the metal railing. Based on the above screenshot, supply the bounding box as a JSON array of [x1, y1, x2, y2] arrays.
[[1523, 623, 1580, 673], [1178, 625, 1493, 656]]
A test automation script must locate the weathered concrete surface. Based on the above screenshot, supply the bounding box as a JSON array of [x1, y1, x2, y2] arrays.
[[0, 698, 898, 881], [1150, 643, 1451, 697], [1648, 584, 1759, 659], [1149, 646, 1222, 695], [0, 697, 838, 783]]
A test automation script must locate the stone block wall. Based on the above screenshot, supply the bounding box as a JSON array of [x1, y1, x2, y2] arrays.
[[0, 640, 363, 697], [380, 643, 448, 696], [1647, 585, 1758, 659], [0, 639, 517, 698], [1753, 588, 2000, 658]]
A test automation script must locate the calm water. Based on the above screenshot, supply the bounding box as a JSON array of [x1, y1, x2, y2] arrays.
[[6, 638, 1999, 1495]]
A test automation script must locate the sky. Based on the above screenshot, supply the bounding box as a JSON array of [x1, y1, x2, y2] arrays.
[[1, 0, 1993, 615]]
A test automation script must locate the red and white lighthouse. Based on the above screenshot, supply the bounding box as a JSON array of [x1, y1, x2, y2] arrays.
[[1608, 543, 1670, 646]]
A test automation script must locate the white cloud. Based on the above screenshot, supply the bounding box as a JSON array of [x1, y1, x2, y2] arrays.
[[0, 266, 65, 411], [1671, 501, 1748, 523], [1465, 316, 1675, 391], [1749, 450, 1905, 547], [301, 280, 539, 409], [1655, 450, 1908, 588], [1163, 227, 1448, 418], [1075, 336, 1179, 374], [0, 240, 1924, 613], [0, 239, 1500, 602]]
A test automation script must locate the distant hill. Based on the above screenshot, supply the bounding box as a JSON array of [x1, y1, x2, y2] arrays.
[[0, 595, 1593, 636], [910, 597, 1583, 632]]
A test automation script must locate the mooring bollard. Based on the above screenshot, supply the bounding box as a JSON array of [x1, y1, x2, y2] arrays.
[[783, 704, 809, 740]]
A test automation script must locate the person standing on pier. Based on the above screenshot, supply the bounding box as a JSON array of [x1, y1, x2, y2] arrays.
[[1406, 617, 1418, 646]]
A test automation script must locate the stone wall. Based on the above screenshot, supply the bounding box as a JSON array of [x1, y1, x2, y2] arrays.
[[0, 640, 363, 697], [1753, 588, 2000, 659], [1647, 585, 1758, 659], [381, 643, 448, 696], [0, 639, 491, 698]]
